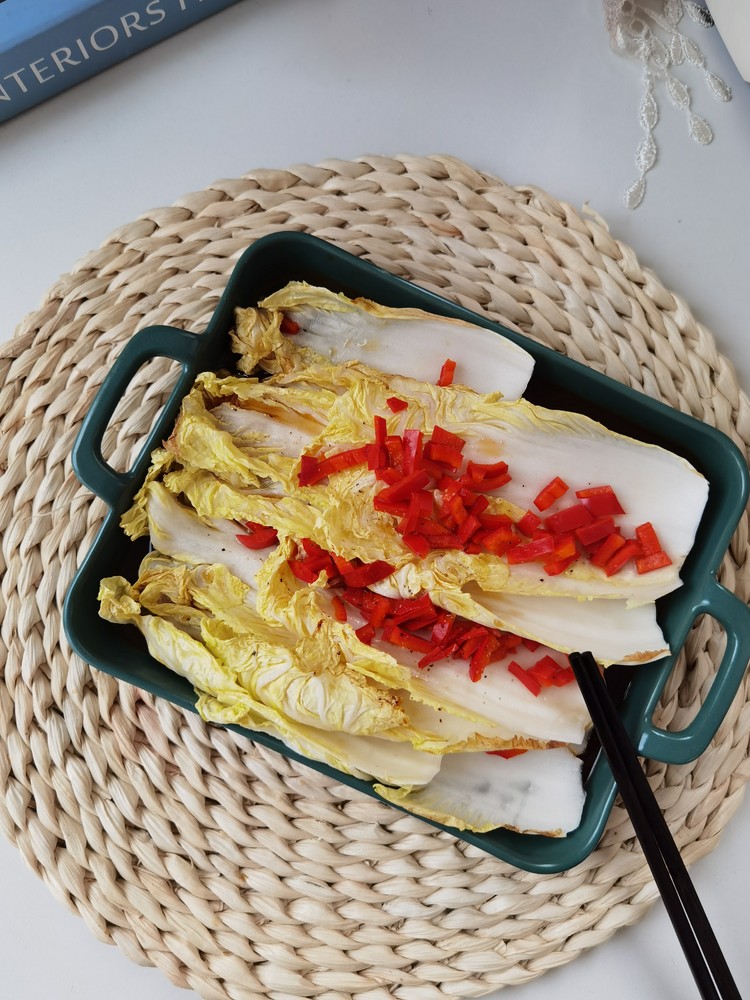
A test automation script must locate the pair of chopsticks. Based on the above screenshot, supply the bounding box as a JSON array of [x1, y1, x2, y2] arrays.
[[569, 652, 741, 1000]]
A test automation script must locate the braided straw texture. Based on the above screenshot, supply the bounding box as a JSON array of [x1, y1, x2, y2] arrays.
[[1, 154, 749, 999]]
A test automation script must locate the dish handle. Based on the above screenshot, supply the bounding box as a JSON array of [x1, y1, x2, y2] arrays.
[[638, 577, 750, 765], [72, 325, 204, 509]]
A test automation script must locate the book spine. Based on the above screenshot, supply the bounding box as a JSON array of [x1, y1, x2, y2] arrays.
[[0, 0, 242, 124]]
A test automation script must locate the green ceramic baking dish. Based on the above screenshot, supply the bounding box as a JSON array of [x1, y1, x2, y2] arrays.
[[63, 232, 750, 873]]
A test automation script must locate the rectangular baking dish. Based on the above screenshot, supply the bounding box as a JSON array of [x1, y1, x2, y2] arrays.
[[63, 232, 750, 873]]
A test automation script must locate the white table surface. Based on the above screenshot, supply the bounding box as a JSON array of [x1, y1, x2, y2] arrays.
[[2, 2, 749, 998]]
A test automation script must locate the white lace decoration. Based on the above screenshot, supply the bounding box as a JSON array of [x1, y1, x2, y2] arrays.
[[604, 0, 732, 209]]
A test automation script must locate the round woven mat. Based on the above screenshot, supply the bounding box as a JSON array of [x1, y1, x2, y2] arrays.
[[1, 154, 749, 999]]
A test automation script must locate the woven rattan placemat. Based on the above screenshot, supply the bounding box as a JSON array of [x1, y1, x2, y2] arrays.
[[1, 154, 749, 999]]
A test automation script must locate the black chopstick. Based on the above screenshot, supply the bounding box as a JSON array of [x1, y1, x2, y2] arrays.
[[569, 651, 741, 1000]]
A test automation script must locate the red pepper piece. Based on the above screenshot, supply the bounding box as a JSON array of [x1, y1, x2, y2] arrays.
[[298, 454, 326, 487], [470, 494, 490, 516], [402, 533, 430, 557], [399, 490, 433, 536], [575, 515, 616, 548], [391, 593, 438, 627], [402, 429, 424, 474], [487, 748, 528, 758], [552, 533, 577, 560], [430, 425, 466, 451], [457, 626, 490, 659], [431, 612, 456, 645], [543, 555, 577, 576], [437, 358, 457, 386], [462, 461, 512, 492], [635, 521, 664, 557], [381, 623, 435, 654], [469, 634, 497, 682], [479, 511, 514, 530], [355, 623, 376, 645], [366, 443, 389, 470], [288, 558, 325, 584], [317, 445, 370, 476], [528, 654, 563, 685], [544, 503, 593, 534], [373, 495, 409, 516], [516, 510, 542, 536], [377, 469, 432, 504], [423, 532, 464, 550], [604, 539, 642, 576], [384, 435, 404, 472], [373, 414, 387, 446], [342, 560, 395, 588], [418, 643, 458, 668], [386, 396, 408, 413], [280, 314, 300, 334], [590, 532, 626, 567], [576, 485, 626, 516], [506, 533, 555, 564], [466, 459, 508, 481], [457, 513, 482, 545], [467, 472, 512, 492], [533, 476, 569, 512], [236, 522, 279, 549], [508, 660, 542, 697], [636, 550, 673, 574], [415, 515, 452, 537], [481, 524, 517, 556], [424, 442, 463, 470], [440, 491, 467, 527], [330, 595, 348, 622], [551, 667, 575, 686], [340, 588, 394, 627], [374, 468, 402, 486]]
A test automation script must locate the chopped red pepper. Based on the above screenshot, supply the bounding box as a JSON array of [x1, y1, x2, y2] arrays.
[[437, 358, 457, 386], [386, 396, 408, 413], [506, 533, 555, 564], [487, 748, 528, 758], [635, 521, 663, 557], [316, 445, 370, 477], [288, 558, 326, 584], [430, 426, 466, 451], [544, 503, 593, 534], [298, 454, 326, 487], [355, 623, 376, 645], [590, 532, 626, 568], [603, 539, 642, 576], [384, 435, 404, 472], [533, 476, 569, 512], [375, 470, 432, 505], [391, 593, 438, 626], [516, 510, 542, 536], [340, 588, 394, 627], [373, 414, 387, 445], [543, 555, 577, 576], [576, 485, 626, 516], [341, 560, 395, 588], [402, 429, 424, 474], [280, 314, 300, 334], [636, 550, 673, 574], [330, 595, 348, 622], [508, 660, 542, 696], [236, 522, 279, 549], [575, 515, 617, 548], [402, 533, 430, 557]]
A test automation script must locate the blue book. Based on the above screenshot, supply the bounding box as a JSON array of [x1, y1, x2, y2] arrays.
[[0, 0, 243, 123]]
